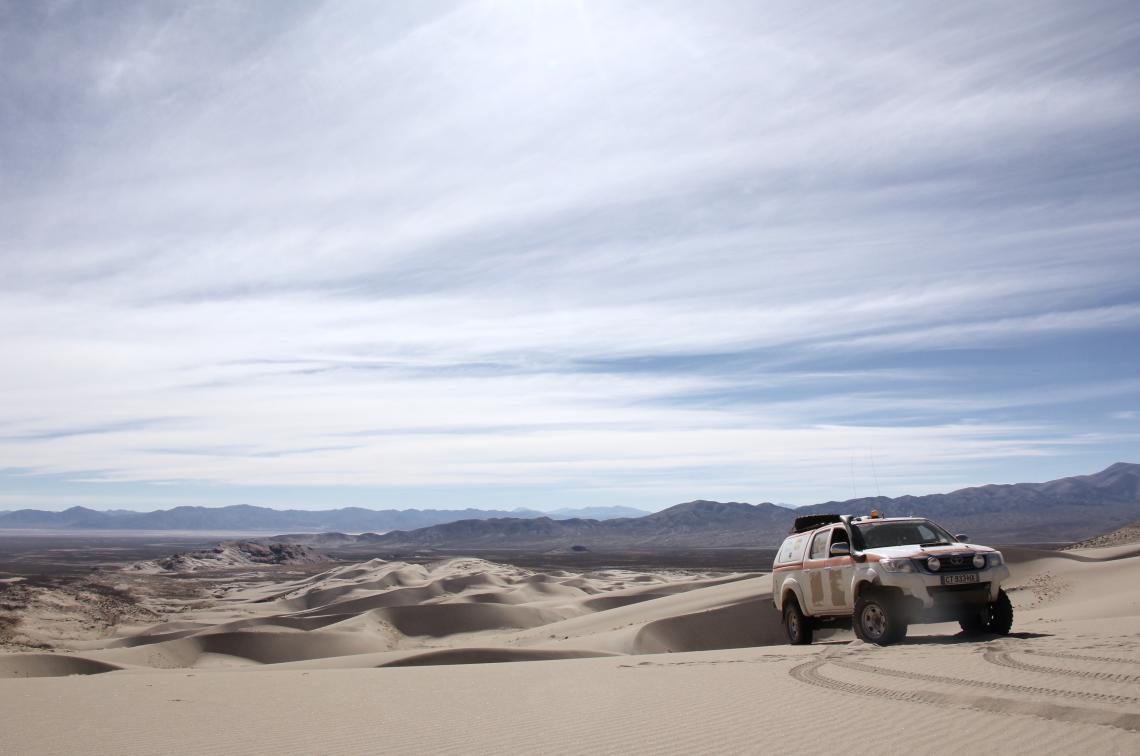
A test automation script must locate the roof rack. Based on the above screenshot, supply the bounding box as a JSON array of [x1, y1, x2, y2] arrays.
[[790, 514, 842, 534]]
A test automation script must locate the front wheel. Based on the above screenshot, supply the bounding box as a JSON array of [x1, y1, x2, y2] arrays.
[[784, 600, 813, 645], [959, 611, 987, 635], [854, 595, 907, 645], [988, 589, 1014, 635], [959, 589, 1014, 636]]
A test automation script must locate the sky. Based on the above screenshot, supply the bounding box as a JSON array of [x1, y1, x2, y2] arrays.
[[1, 0, 1139, 513]]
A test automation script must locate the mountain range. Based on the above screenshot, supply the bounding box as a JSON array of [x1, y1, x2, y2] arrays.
[[0, 504, 649, 532], [3, 463, 1137, 547], [360, 462, 1140, 549]]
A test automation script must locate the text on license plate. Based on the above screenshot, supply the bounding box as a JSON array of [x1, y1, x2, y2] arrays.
[[941, 573, 979, 585]]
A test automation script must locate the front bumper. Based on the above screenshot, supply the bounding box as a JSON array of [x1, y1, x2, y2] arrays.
[[878, 564, 1009, 610]]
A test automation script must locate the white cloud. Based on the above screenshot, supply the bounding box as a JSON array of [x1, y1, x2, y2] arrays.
[[1, 1, 1138, 507]]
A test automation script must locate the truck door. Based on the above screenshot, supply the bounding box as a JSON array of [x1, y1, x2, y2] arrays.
[[826, 527, 856, 612], [802, 528, 832, 611]]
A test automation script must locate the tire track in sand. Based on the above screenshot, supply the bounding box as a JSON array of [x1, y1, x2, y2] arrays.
[[1024, 649, 1140, 667], [831, 658, 1140, 707], [983, 651, 1140, 685], [789, 658, 1140, 733]]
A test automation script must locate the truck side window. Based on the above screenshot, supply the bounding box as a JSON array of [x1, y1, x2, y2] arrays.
[[831, 528, 849, 548], [809, 529, 829, 560]]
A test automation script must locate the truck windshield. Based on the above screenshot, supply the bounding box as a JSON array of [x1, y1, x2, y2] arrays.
[[852, 520, 957, 549]]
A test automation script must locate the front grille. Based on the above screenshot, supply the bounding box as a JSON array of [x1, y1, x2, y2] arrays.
[[915, 553, 980, 573]]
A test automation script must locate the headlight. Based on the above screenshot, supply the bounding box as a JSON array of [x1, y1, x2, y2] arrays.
[[987, 553, 1004, 568], [926, 556, 941, 571], [972, 553, 986, 569], [880, 558, 915, 573]]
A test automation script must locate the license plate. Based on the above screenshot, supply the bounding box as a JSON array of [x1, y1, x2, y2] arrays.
[[941, 573, 979, 586]]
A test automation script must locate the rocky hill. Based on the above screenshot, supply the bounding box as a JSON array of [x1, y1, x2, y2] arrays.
[[128, 541, 329, 573], [1065, 518, 1140, 550]]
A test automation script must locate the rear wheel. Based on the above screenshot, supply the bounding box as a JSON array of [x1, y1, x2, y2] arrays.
[[784, 599, 813, 645], [854, 595, 907, 645]]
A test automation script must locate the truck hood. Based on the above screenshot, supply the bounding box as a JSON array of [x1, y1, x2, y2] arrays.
[[863, 543, 996, 559]]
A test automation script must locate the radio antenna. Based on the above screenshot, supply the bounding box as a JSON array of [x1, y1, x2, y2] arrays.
[[869, 446, 882, 498]]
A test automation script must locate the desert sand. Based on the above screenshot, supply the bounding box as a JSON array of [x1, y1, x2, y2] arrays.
[[3, 545, 1140, 755]]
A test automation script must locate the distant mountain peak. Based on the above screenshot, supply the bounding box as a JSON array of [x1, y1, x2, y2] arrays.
[[1101, 462, 1138, 474], [660, 500, 752, 512]]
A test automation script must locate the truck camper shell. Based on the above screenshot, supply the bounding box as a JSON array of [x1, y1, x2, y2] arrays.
[[789, 514, 842, 534]]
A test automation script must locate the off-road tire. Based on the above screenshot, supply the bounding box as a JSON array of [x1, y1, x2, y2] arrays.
[[784, 599, 813, 645], [988, 589, 1014, 635], [959, 589, 1014, 636], [854, 595, 908, 645], [959, 611, 987, 635]]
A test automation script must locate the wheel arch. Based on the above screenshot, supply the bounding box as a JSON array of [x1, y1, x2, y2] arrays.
[[853, 577, 880, 604], [777, 579, 806, 614]]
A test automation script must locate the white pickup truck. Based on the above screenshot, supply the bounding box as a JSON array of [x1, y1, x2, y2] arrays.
[[772, 512, 1012, 645]]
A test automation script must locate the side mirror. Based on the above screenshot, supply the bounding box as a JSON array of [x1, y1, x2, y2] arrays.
[[829, 543, 850, 557], [955, 533, 969, 542]]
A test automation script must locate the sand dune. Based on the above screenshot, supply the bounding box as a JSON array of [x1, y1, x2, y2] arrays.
[[2, 557, 764, 671], [632, 595, 785, 653], [5, 546, 1140, 753], [0, 653, 122, 678], [6, 548, 1140, 672]]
